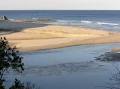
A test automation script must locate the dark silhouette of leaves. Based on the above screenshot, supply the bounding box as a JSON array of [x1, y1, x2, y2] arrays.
[[0, 37, 24, 89]]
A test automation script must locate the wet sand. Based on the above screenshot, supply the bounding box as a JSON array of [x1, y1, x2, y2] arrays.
[[1, 25, 120, 52]]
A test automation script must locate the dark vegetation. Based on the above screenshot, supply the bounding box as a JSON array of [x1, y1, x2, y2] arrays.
[[0, 37, 39, 89]]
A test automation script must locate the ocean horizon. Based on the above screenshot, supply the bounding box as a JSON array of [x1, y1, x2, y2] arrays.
[[0, 10, 120, 31]]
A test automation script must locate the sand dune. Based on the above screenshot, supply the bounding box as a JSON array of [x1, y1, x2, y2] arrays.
[[1, 25, 120, 52]]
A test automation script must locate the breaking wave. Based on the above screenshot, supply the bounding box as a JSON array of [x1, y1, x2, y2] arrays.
[[96, 22, 119, 26]]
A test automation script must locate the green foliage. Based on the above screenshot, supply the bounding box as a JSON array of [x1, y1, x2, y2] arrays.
[[0, 37, 39, 89], [0, 79, 5, 89], [0, 37, 24, 79], [0, 37, 24, 89]]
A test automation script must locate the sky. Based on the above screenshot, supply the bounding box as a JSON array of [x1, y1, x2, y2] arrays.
[[0, 0, 120, 10]]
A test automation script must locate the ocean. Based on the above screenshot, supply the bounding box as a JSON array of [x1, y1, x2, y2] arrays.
[[0, 10, 120, 31]]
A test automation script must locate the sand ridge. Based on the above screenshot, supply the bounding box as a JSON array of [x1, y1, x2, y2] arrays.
[[1, 25, 120, 52]]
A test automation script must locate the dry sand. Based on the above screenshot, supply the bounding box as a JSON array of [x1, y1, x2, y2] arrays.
[[1, 25, 120, 52]]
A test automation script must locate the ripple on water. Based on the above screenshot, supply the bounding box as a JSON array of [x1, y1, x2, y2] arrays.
[[21, 61, 107, 76]]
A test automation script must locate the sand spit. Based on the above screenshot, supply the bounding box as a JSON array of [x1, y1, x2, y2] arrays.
[[1, 25, 120, 52]]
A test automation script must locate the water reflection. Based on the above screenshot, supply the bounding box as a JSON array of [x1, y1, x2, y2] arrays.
[[95, 51, 120, 89], [22, 61, 105, 76], [18, 44, 120, 89], [103, 66, 120, 89]]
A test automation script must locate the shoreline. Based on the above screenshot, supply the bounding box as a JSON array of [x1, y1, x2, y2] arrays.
[[1, 25, 120, 52]]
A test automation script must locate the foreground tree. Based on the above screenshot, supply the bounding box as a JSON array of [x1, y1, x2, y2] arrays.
[[0, 37, 40, 89], [0, 37, 24, 89]]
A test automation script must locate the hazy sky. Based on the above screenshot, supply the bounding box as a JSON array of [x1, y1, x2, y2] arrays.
[[0, 0, 120, 10]]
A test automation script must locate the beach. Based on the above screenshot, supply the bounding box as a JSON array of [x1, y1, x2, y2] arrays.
[[1, 25, 120, 52]]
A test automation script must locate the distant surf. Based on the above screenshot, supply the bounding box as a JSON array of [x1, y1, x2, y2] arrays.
[[0, 10, 120, 31]]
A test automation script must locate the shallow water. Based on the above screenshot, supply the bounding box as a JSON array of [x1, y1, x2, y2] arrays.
[[0, 21, 48, 30], [5, 43, 120, 89]]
